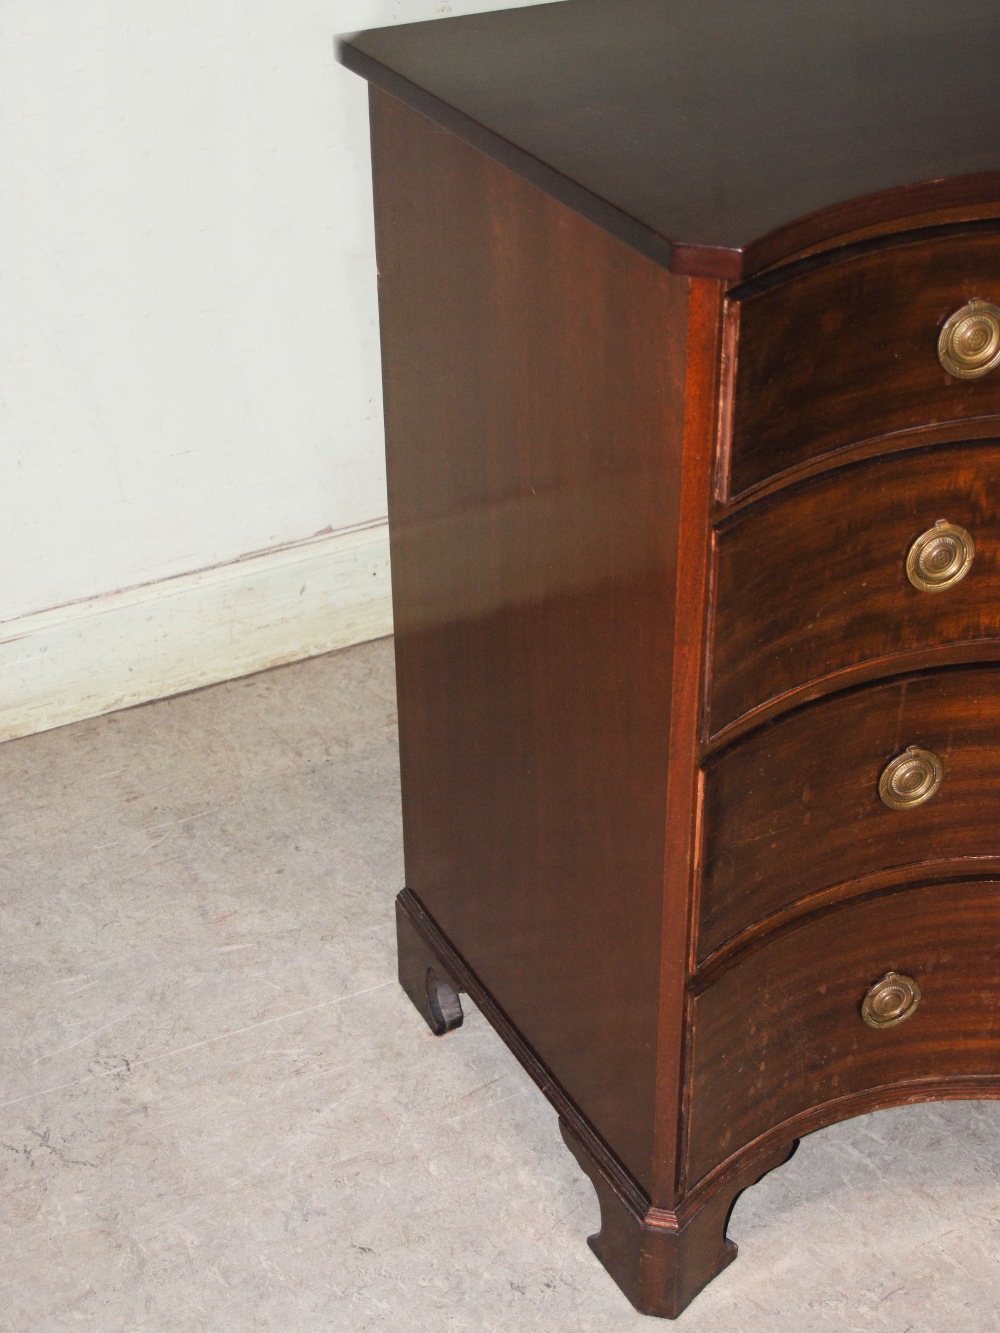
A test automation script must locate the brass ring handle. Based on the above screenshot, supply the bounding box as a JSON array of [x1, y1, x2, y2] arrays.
[[861, 972, 922, 1029], [906, 519, 975, 592], [938, 299, 1000, 379], [878, 746, 943, 810]]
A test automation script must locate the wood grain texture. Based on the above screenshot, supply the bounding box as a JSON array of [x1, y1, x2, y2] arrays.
[[700, 666, 1000, 961], [371, 89, 694, 1196], [711, 442, 1000, 734], [687, 879, 1000, 1185], [350, 10, 1000, 1311], [652, 276, 725, 1204], [340, 0, 1000, 278], [728, 228, 1000, 497]]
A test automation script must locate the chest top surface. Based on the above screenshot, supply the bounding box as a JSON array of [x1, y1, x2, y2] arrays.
[[339, 0, 1000, 278]]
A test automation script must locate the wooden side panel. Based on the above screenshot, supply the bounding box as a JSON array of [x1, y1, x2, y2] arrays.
[[371, 89, 690, 1195], [687, 880, 1000, 1185]]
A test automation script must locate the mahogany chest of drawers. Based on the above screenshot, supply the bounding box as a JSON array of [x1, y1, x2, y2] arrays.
[[339, 0, 1000, 1315]]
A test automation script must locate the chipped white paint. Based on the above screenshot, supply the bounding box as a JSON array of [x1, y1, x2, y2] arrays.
[[0, 522, 391, 742]]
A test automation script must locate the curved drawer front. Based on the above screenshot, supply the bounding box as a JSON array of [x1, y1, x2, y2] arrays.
[[711, 442, 1000, 734], [700, 666, 1000, 961], [686, 880, 1000, 1186], [729, 228, 1000, 498]]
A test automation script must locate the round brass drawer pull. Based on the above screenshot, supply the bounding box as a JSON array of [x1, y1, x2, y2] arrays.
[[938, 298, 1000, 379], [906, 519, 974, 592], [878, 746, 943, 810], [861, 972, 922, 1029]]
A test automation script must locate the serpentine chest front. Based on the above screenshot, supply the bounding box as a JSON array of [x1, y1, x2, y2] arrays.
[[340, 0, 1000, 1315]]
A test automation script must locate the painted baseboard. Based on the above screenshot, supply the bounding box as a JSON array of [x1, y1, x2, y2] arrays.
[[0, 522, 393, 743]]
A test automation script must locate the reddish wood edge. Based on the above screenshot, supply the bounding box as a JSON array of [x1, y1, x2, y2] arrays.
[[651, 277, 726, 1206], [732, 213, 1000, 305], [693, 861, 1000, 982], [743, 172, 1000, 279], [705, 641, 1000, 754], [712, 300, 740, 505], [715, 418, 1000, 519]]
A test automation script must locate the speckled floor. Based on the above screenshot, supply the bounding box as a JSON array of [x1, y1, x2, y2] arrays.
[[1, 636, 998, 1331]]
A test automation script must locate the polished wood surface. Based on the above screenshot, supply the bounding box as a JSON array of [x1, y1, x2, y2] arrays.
[[711, 442, 1000, 734], [650, 276, 725, 1203], [728, 228, 1000, 497], [687, 880, 1000, 1185], [701, 666, 1000, 961], [345, 2, 1000, 1315], [371, 89, 697, 1197], [341, 0, 1000, 278]]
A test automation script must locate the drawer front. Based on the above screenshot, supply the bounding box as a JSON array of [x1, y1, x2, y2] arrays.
[[700, 666, 1000, 961], [686, 880, 1000, 1186], [711, 442, 1000, 734], [729, 228, 1000, 498]]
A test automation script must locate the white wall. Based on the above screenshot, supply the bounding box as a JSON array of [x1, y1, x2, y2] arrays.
[[0, 0, 561, 740]]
